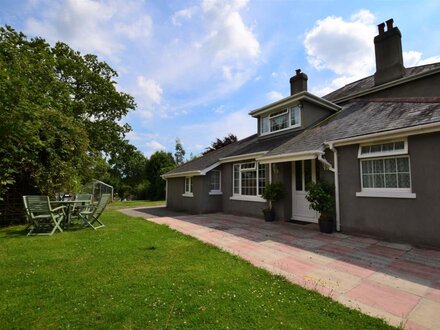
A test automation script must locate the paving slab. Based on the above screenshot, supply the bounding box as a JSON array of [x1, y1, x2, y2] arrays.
[[119, 207, 440, 329]]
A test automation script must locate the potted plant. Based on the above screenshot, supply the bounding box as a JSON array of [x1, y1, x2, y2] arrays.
[[261, 182, 285, 222], [305, 181, 335, 233]]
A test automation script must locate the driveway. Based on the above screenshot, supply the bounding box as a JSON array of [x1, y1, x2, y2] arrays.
[[120, 207, 440, 329]]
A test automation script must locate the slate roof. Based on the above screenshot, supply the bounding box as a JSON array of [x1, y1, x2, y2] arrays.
[[165, 130, 299, 175], [166, 63, 440, 176], [323, 63, 440, 102], [263, 98, 440, 157]]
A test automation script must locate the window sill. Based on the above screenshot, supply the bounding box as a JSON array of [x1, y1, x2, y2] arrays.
[[230, 195, 266, 203], [356, 191, 416, 199], [209, 191, 222, 195], [182, 193, 194, 198]]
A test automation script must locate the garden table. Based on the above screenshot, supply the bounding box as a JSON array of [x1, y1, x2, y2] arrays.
[[50, 200, 91, 227]]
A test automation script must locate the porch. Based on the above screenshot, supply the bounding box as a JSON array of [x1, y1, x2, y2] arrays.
[[121, 207, 440, 329]]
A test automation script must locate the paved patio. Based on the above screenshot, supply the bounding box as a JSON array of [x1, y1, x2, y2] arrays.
[[120, 207, 440, 329]]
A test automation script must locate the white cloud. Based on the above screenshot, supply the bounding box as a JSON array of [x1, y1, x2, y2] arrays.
[[171, 6, 197, 26], [146, 140, 165, 150], [137, 76, 163, 104], [115, 16, 153, 40], [403, 51, 440, 67], [266, 91, 284, 101], [304, 9, 376, 78], [305, 10, 440, 96], [25, 0, 153, 58]]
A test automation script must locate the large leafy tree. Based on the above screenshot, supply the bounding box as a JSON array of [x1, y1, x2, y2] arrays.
[[0, 25, 135, 199], [146, 151, 175, 200]]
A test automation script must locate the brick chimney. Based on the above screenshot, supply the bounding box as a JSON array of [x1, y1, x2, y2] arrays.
[[290, 69, 308, 95], [374, 19, 406, 86]]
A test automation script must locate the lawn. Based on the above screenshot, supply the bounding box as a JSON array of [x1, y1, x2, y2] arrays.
[[0, 202, 394, 329]]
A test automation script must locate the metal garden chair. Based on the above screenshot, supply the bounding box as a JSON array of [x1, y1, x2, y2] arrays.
[[78, 194, 110, 230], [22, 195, 66, 236]]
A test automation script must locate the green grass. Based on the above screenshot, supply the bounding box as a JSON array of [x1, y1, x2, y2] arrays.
[[108, 200, 165, 210], [0, 204, 395, 329]]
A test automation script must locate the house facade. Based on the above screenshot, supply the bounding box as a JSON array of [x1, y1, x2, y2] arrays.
[[163, 19, 440, 248]]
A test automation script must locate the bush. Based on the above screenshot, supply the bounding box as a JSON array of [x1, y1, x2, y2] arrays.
[[262, 182, 285, 210], [305, 181, 335, 214]]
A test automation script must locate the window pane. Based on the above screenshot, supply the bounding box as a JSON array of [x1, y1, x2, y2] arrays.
[[373, 173, 385, 188], [270, 113, 288, 131], [385, 174, 397, 188], [397, 157, 409, 172], [241, 171, 256, 195], [304, 160, 312, 187], [373, 159, 384, 173], [241, 162, 255, 170], [371, 144, 381, 153], [233, 165, 239, 194], [295, 161, 303, 191], [362, 174, 373, 188], [261, 116, 269, 134], [361, 146, 370, 154], [362, 160, 372, 174], [210, 171, 220, 190], [394, 141, 405, 150], [291, 106, 300, 126], [398, 173, 410, 188], [258, 164, 266, 195], [382, 143, 394, 152], [384, 158, 396, 173]]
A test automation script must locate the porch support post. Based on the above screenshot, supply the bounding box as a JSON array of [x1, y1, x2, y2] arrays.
[[269, 163, 272, 183]]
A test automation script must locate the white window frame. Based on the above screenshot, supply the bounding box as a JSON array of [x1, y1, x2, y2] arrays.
[[260, 105, 301, 136], [182, 176, 193, 197], [358, 139, 408, 158], [356, 139, 415, 199], [209, 170, 222, 195], [230, 162, 266, 202]]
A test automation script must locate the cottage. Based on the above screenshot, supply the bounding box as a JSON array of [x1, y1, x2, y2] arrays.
[[163, 19, 440, 248]]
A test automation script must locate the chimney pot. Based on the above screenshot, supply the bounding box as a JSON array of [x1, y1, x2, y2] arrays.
[[386, 18, 394, 30], [378, 23, 385, 35], [295, 69, 301, 75]]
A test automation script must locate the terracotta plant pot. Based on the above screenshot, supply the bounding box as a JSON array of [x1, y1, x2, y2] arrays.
[[318, 213, 333, 233]]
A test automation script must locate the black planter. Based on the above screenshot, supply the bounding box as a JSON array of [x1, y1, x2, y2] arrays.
[[263, 209, 275, 222], [318, 214, 333, 233]]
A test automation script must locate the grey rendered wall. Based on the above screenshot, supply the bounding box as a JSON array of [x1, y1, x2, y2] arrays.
[[166, 171, 223, 214], [221, 162, 266, 219], [359, 73, 440, 99], [338, 132, 440, 248], [302, 101, 334, 128]]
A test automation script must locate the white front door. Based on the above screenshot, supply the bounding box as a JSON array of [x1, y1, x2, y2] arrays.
[[292, 159, 319, 223]]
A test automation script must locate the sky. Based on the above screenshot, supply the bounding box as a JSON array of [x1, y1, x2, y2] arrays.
[[2, 0, 440, 158]]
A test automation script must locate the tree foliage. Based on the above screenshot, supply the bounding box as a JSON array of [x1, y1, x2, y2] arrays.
[[203, 133, 237, 155], [0, 25, 135, 198], [174, 138, 186, 165]]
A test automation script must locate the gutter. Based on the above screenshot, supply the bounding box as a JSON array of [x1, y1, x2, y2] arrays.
[[256, 150, 322, 164], [326, 121, 440, 147]]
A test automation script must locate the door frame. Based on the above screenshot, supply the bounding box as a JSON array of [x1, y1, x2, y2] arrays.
[[291, 159, 319, 223]]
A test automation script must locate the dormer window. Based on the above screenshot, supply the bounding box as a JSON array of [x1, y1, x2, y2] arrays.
[[260, 105, 301, 135]]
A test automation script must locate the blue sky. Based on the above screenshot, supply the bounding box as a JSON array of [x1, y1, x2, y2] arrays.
[[2, 0, 440, 158]]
